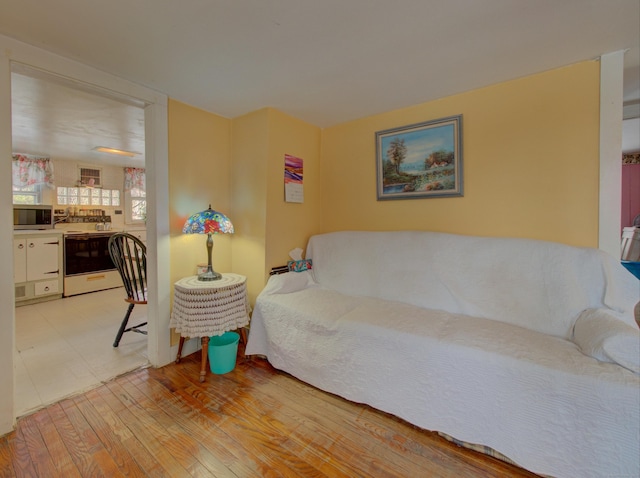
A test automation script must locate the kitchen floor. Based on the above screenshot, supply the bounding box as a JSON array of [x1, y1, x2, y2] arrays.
[[14, 287, 148, 417]]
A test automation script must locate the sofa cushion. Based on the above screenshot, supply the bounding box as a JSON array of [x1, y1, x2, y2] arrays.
[[261, 270, 317, 295], [573, 308, 640, 374]]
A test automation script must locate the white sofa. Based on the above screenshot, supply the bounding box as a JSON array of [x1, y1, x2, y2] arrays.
[[246, 231, 640, 478]]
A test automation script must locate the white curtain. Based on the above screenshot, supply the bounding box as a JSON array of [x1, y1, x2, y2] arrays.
[[12, 153, 55, 188]]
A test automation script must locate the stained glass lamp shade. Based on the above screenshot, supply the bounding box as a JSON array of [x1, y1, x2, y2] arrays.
[[182, 205, 234, 281]]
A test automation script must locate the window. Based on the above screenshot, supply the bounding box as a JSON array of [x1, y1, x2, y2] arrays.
[[78, 166, 101, 187], [125, 187, 146, 224], [57, 187, 120, 206], [13, 184, 42, 205], [123, 167, 146, 224]]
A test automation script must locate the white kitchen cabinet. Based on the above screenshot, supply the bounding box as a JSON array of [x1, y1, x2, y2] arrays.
[[14, 232, 64, 305], [13, 239, 27, 283], [27, 237, 61, 281]]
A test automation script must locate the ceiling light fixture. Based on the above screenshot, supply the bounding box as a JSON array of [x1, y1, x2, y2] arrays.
[[93, 146, 139, 157]]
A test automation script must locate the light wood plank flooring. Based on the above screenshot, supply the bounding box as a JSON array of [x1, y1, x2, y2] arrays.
[[1, 352, 540, 477]]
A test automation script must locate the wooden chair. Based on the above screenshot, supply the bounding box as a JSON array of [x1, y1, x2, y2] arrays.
[[108, 232, 148, 347]]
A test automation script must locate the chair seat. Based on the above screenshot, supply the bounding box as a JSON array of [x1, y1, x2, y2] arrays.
[[125, 288, 147, 304], [125, 298, 148, 305]]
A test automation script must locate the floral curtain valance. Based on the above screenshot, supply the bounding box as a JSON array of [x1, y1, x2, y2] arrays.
[[12, 153, 55, 189], [124, 167, 146, 191]]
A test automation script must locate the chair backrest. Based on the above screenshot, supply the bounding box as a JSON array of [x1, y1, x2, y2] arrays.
[[108, 232, 147, 303]]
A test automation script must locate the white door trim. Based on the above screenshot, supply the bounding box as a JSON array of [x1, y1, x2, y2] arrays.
[[0, 34, 171, 434], [599, 50, 625, 258]]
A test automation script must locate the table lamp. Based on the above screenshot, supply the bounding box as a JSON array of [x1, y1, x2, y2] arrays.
[[183, 205, 234, 281]]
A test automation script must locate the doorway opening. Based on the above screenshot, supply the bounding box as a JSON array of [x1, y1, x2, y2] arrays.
[[10, 64, 150, 416]]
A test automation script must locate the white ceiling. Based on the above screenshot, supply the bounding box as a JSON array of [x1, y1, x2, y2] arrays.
[[1, 0, 639, 165], [11, 68, 146, 167]]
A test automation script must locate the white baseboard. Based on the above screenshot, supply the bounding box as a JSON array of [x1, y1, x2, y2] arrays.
[[170, 337, 201, 362]]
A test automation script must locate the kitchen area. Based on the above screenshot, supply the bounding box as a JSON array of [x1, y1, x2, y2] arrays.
[[13, 159, 147, 305], [14, 212, 147, 304], [11, 67, 150, 416]]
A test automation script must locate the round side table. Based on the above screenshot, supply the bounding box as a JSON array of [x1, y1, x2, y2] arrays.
[[170, 273, 250, 381]]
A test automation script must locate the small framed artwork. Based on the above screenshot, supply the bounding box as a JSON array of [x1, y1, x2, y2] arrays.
[[375, 115, 463, 200]]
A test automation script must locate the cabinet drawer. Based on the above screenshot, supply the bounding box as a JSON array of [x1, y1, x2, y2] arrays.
[[34, 280, 59, 296], [64, 270, 121, 296]]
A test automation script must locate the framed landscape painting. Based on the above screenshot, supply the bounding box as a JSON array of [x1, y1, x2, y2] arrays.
[[376, 115, 463, 200]]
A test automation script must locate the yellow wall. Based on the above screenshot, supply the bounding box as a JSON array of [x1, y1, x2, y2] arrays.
[[168, 103, 321, 306], [230, 109, 269, 303], [264, 109, 322, 277], [231, 108, 322, 302], [167, 60, 601, 312], [167, 98, 234, 340], [320, 61, 600, 247]]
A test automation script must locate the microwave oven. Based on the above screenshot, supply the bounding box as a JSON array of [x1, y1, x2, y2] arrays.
[[13, 204, 54, 230]]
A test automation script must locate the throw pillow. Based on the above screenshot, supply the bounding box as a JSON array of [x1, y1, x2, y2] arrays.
[[573, 308, 640, 374]]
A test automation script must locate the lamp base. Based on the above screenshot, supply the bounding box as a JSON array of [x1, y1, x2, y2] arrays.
[[198, 233, 221, 281], [198, 269, 222, 281]]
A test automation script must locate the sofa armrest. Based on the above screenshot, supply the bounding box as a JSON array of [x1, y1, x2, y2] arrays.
[[261, 270, 317, 296], [572, 308, 640, 374]]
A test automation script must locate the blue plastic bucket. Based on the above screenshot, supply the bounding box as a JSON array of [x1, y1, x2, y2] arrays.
[[621, 261, 640, 280], [208, 331, 240, 374]]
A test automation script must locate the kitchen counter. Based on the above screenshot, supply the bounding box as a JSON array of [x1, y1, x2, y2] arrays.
[[62, 230, 117, 236], [13, 228, 117, 237], [14, 224, 146, 235], [13, 229, 63, 236]]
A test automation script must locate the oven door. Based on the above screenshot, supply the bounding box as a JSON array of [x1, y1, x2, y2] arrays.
[[64, 233, 116, 276], [63, 233, 122, 296]]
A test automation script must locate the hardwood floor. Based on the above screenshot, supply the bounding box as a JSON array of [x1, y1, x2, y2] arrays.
[[0, 352, 540, 477]]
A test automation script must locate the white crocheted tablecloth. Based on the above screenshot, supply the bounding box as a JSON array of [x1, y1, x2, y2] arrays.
[[170, 273, 250, 337]]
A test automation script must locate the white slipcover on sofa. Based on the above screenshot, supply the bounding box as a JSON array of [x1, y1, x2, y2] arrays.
[[246, 231, 640, 478]]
